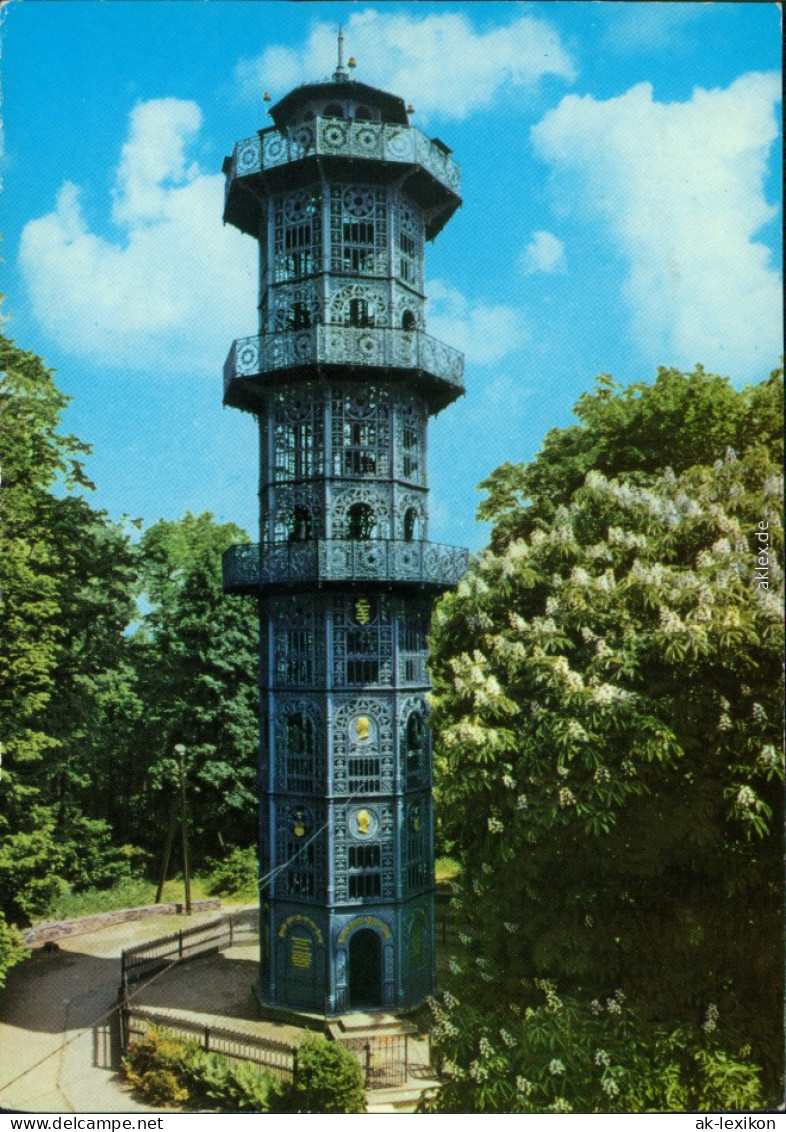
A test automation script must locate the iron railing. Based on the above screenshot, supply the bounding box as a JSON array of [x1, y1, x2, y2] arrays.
[[123, 1009, 298, 1082], [222, 539, 468, 593], [223, 325, 464, 397], [121, 909, 258, 983], [225, 118, 460, 200]]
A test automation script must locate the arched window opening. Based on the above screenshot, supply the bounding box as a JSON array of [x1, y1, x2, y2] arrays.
[[354, 105, 373, 121], [303, 110, 315, 121], [289, 506, 313, 542], [324, 103, 344, 119], [348, 297, 375, 328], [403, 507, 418, 542], [286, 713, 315, 792], [347, 845, 382, 898], [405, 710, 426, 786], [286, 301, 312, 331], [285, 805, 315, 897], [401, 309, 416, 331], [347, 502, 377, 541]]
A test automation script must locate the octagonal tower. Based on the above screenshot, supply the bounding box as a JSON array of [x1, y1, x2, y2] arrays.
[[221, 37, 467, 1015]]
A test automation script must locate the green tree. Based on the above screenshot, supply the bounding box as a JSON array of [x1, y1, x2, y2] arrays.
[[128, 514, 258, 861], [0, 334, 142, 933], [429, 367, 783, 1108], [479, 365, 783, 551], [0, 333, 91, 928]]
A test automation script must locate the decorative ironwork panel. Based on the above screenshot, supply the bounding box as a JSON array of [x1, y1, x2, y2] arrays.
[[329, 185, 388, 277], [327, 280, 389, 329], [273, 188, 323, 282], [392, 285, 425, 333], [274, 801, 326, 901], [332, 594, 393, 688], [272, 697, 326, 794], [393, 197, 424, 291], [224, 327, 465, 397], [269, 598, 326, 689], [222, 539, 470, 591], [403, 798, 430, 895], [394, 397, 427, 486], [331, 387, 390, 479], [397, 611, 430, 688], [225, 120, 461, 200], [271, 281, 324, 333], [332, 697, 395, 795], [395, 488, 428, 541], [399, 696, 430, 788], [329, 484, 392, 541], [333, 801, 395, 901], [264, 484, 325, 543]]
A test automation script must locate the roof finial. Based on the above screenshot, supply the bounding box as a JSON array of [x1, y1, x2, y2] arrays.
[[333, 25, 349, 81]]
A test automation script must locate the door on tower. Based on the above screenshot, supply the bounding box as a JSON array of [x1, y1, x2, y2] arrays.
[[348, 929, 383, 1008]]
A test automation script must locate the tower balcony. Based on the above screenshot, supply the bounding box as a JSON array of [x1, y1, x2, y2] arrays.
[[223, 539, 469, 595], [223, 118, 460, 240], [223, 326, 464, 412]]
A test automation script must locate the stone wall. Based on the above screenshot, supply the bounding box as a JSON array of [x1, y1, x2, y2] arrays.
[[23, 899, 223, 947]]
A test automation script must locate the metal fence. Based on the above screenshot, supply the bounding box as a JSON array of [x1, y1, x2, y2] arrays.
[[123, 1007, 298, 1082], [339, 1033, 409, 1089], [118, 907, 412, 1090], [121, 908, 258, 984]]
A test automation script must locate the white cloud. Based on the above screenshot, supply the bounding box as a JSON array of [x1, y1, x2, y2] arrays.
[[601, 2, 708, 52], [426, 279, 528, 366], [531, 73, 782, 379], [19, 98, 256, 374], [519, 230, 567, 276], [235, 9, 575, 122]]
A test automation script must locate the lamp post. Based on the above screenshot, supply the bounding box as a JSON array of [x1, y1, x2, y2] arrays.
[[174, 743, 192, 915]]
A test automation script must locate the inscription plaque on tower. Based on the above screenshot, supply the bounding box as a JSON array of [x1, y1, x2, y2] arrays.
[[221, 35, 467, 1014]]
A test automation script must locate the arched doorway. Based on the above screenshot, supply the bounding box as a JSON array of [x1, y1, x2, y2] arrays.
[[348, 929, 383, 1008]]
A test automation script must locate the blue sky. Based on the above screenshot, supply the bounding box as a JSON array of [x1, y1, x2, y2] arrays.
[[2, 2, 782, 551]]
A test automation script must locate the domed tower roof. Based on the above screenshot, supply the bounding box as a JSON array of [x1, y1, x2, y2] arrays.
[[269, 80, 409, 129], [268, 28, 410, 129]]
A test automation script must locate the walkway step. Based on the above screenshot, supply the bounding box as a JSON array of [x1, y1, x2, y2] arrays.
[[367, 1078, 441, 1113]]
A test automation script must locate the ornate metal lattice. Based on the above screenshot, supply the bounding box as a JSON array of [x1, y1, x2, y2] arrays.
[[332, 697, 395, 795], [273, 188, 323, 282], [332, 594, 393, 688], [403, 799, 429, 895], [272, 697, 326, 793], [274, 801, 326, 900], [330, 185, 388, 277]]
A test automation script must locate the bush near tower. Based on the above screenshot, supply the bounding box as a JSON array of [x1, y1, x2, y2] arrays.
[[426, 365, 784, 1111]]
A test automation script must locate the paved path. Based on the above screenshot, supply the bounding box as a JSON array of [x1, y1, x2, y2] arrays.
[[0, 908, 228, 1113], [0, 907, 438, 1114]]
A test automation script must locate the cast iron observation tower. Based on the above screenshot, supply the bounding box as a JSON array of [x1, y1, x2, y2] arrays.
[[221, 38, 467, 1015]]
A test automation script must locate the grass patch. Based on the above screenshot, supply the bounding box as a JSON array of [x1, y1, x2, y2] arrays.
[[434, 856, 462, 885], [33, 871, 253, 923]]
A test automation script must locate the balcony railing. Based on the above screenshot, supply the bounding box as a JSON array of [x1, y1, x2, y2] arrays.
[[223, 539, 469, 593], [225, 118, 460, 201], [224, 325, 464, 399]]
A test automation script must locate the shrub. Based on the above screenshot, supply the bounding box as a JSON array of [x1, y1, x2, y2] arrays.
[[273, 1037, 366, 1114], [207, 846, 258, 899], [123, 1027, 280, 1112]]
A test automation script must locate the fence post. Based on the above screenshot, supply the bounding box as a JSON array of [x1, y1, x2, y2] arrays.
[[404, 1033, 408, 1081], [365, 1042, 372, 1087], [204, 1026, 211, 1053], [292, 1048, 298, 1085], [229, 916, 234, 947], [178, 930, 183, 958]]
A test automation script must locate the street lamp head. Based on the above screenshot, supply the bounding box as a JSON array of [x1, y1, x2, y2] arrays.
[[174, 743, 186, 755]]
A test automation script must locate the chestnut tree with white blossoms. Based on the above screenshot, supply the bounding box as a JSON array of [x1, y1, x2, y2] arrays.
[[424, 367, 783, 1112]]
